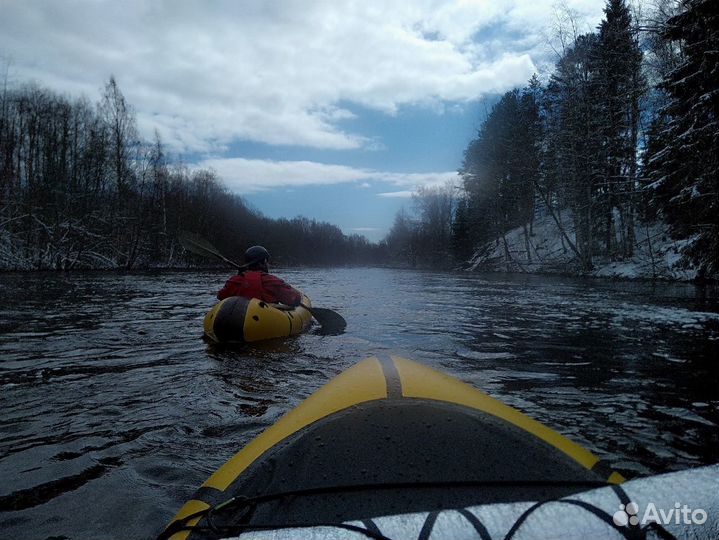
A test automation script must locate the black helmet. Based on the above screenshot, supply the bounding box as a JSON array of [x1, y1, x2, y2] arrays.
[[244, 245, 270, 265]]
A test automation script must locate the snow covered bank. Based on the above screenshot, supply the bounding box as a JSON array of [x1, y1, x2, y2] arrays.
[[467, 210, 703, 281]]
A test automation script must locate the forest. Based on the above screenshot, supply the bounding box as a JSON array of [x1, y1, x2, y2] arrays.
[[1, 0, 716, 278], [385, 0, 717, 279], [0, 78, 384, 270]]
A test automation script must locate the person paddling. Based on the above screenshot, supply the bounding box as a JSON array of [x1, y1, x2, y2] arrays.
[[217, 245, 302, 307]]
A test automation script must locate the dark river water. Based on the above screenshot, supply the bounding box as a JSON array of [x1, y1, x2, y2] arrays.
[[1, 269, 718, 539]]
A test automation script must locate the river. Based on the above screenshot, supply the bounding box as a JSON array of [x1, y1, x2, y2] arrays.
[[0, 268, 717, 539]]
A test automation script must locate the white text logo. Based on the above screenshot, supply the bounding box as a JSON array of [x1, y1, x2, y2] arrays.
[[613, 502, 708, 527]]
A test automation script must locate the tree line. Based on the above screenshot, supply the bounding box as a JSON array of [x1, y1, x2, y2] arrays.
[[384, 0, 717, 278], [0, 78, 384, 270]]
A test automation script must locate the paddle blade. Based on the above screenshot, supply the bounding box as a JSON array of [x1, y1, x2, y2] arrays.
[[178, 231, 222, 258], [303, 304, 347, 333]]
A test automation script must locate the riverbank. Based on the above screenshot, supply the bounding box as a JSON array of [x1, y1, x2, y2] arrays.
[[467, 211, 710, 283]]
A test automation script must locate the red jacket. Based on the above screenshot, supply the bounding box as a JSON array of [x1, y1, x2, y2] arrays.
[[217, 271, 302, 306]]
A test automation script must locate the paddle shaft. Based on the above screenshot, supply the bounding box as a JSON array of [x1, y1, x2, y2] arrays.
[[179, 234, 247, 270]]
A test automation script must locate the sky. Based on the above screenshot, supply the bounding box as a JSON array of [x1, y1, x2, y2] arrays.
[[0, 0, 607, 242]]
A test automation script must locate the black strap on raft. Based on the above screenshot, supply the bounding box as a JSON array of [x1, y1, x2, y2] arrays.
[[157, 479, 618, 540], [158, 504, 392, 540], [158, 486, 680, 540], [156, 495, 393, 540], [503, 498, 678, 540], [158, 479, 684, 540]]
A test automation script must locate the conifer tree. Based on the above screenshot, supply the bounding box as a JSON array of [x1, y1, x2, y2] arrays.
[[645, 0, 719, 276], [543, 34, 602, 270], [594, 0, 644, 258]]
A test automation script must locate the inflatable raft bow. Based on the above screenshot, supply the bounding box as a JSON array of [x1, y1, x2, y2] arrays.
[[161, 355, 719, 540]]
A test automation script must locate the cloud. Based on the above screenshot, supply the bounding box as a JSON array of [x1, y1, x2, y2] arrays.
[[371, 171, 460, 189], [0, 0, 605, 153], [195, 157, 458, 194], [377, 191, 416, 198]]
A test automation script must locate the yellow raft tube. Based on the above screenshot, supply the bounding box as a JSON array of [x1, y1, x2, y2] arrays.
[[203, 294, 313, 344], [162, 355, 625, 540]]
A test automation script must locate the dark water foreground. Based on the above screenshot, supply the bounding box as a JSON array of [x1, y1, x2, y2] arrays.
[[0, 269, 717, 539]]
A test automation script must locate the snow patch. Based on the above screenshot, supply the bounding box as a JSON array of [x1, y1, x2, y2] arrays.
[[468, 210, 703, 281]]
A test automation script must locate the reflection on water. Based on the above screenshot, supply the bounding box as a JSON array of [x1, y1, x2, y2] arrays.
[[0, 269, 717, 539]]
